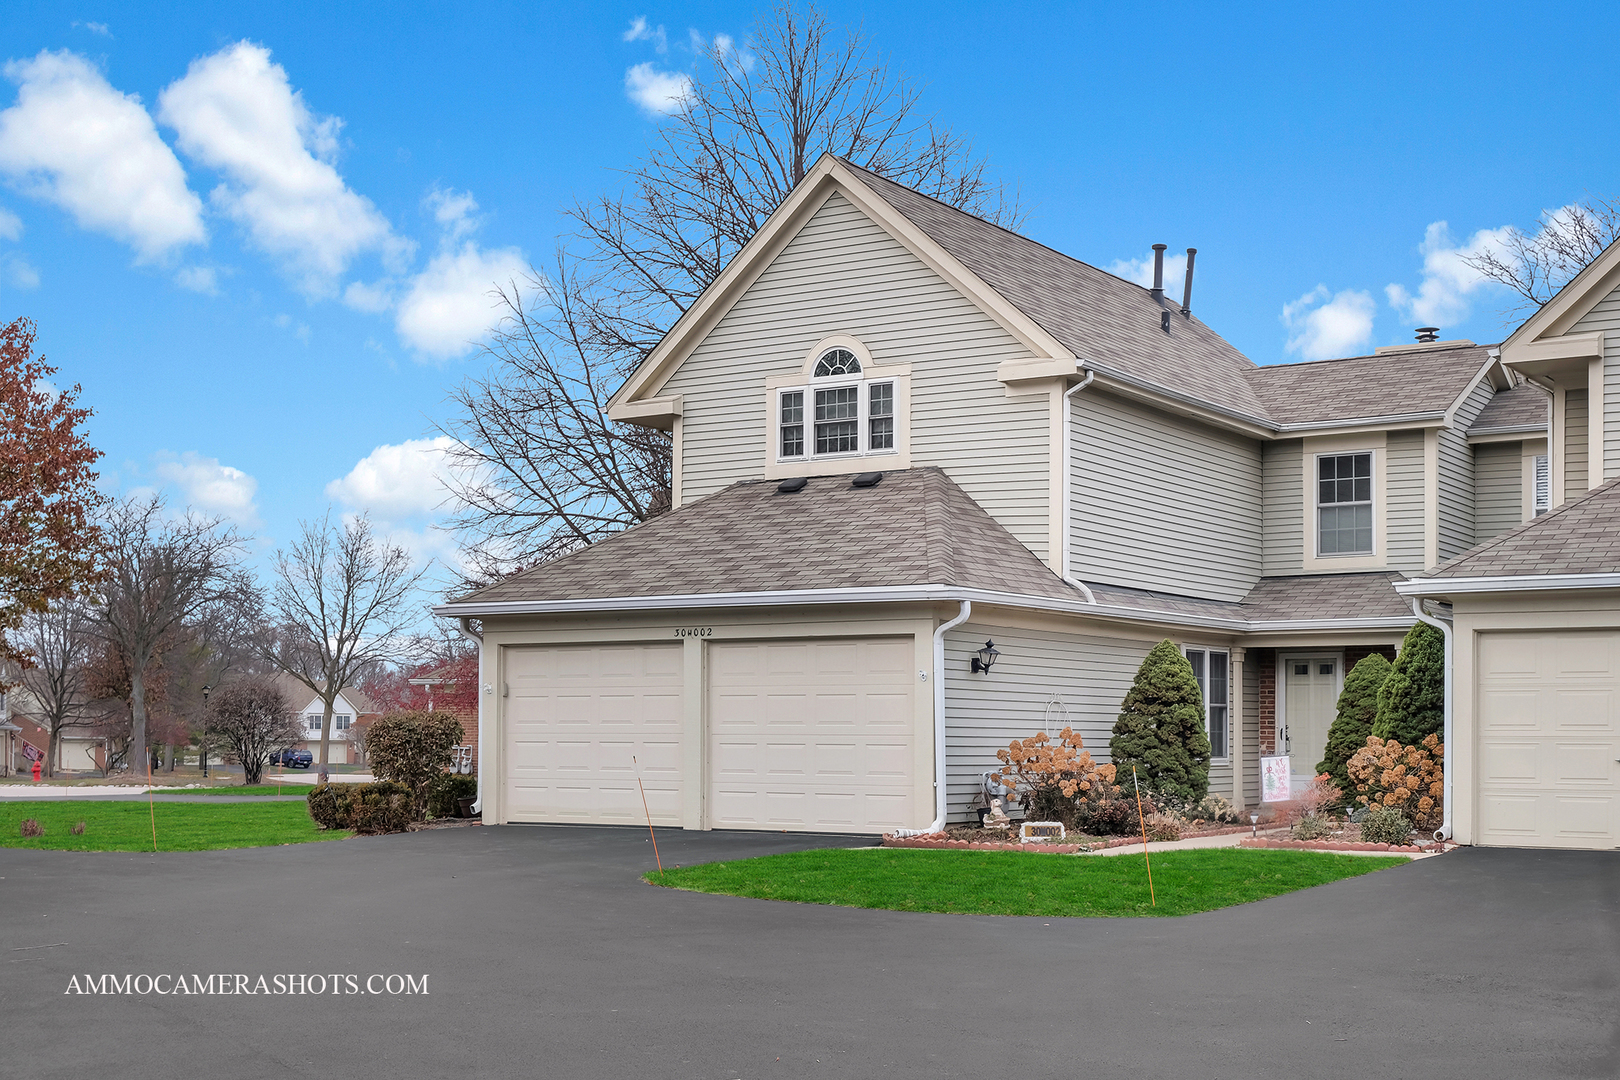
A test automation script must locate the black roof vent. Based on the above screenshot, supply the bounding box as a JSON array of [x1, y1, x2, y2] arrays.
[[1416, 326, 1440, 343], [777, 477, 808, 493], [851, 472, 883, 488]]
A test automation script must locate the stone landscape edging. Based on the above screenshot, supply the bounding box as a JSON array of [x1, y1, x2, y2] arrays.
[[880, 822, 1266, 855], [1240, 837, 1438, 854]]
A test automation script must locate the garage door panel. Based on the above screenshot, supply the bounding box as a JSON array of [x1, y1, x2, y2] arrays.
[[1478, 630, 1619, 849], [502, 644, 685, 824], [707, 638, 916, 834]]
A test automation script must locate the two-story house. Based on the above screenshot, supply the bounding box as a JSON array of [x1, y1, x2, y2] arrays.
[[438, 155, 1613, 851], [271, 675, 377, 766]]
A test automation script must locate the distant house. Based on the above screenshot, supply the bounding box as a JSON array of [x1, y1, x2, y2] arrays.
[[269, 675, 378, 767]]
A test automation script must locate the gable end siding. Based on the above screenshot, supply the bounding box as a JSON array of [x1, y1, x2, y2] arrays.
[[1437, 379, 1491, 560], [1565, 388, 1589, 501], [1473, 441, 1523, 542], [1569, 286, 1620, 479], [1262, 439, 1304, 575], [659, 191, 1052, 562], [1071, 390, 1261, 602], [1385, 429, 1427, 572]]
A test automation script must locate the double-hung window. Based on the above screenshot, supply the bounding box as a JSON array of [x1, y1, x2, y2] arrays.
[[335, 715, 351, 732], [1184, 648, 1229, 760], [306, 714, 322, 733], [1317, 452, 1373, 556], [777, 347, 897, 463]]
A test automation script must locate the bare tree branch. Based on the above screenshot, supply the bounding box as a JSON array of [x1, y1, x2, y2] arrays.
[[1463, 193, 1620, 321]]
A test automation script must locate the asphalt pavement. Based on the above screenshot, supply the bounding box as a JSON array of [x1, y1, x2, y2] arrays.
[[2, 825, 1616, 1079]]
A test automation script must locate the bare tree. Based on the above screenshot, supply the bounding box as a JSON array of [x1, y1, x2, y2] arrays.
[[1464, 194, 1620, 319], [90, 496, 248, 775], [261, 514, 426, 782], [441, 1, 1016, 577], [207, 680, 301, 785], [15, 600, 97, 778]]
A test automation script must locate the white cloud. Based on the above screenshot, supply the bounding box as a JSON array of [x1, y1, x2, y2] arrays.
[[0, 51, 206, 261], [157, 41, 408, 296], [3, 254, 40, 289], [153, 451, 260, 526], [1281, 285, 1376, 361], [623, 16, 668, 52], [1385, 220, 1514, 329], [425, 186, 479, 243], [326, 436, 459, 519], [0, 205, 21, 240], [343, 278, 393, 313], [625, 62, 691, 116], [73, 21, 112, 37], [175, 265, 218, 294], [1106, 249, 1187, 298], [394, 242, 525, 359]]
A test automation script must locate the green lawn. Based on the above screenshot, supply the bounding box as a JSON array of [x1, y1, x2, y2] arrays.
[[1, 800, 349, 851], [150, 784, 310, 796], [648, 847, 1408, 917]]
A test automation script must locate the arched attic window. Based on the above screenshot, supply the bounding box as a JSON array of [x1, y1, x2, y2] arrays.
[[778, 346, 896, 460]]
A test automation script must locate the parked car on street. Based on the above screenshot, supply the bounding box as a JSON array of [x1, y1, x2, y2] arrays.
[[268, 748, 314, 769]]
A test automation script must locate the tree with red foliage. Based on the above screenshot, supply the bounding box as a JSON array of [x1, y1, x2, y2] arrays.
[[0, 317, 105, 667]]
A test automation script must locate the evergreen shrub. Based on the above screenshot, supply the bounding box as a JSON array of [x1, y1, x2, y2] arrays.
[[1109, 639, 1212, 805], [1372, 623, 1445, 745], [1318, 653, 1393, 796]]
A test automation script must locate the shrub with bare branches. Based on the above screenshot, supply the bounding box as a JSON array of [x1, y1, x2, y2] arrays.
[[1347, 734, 1444, 834]]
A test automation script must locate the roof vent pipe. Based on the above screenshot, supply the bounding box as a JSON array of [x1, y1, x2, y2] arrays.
[[1181, 248, 1197, 316], [1416, 326, 1440, 343], [1150, 244, 1167, 300]]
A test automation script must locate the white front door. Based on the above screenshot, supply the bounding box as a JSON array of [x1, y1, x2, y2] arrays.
[[1281, 655, 1342, 795]]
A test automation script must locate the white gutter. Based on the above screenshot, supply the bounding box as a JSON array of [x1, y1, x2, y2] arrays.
[[1408, 598, 1453, 842], [1061, 370, 1097, 603], [1397, 572, 1620, 596], [896, 599, 972, 837], [456, 617, 486, 815]]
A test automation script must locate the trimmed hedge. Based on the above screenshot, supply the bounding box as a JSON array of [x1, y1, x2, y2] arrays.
[[306, 781, 413, 835], [427, 773, 478, 818]]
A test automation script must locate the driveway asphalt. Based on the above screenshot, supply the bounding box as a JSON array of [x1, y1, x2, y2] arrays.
[[2, 826, 1615, 1080]]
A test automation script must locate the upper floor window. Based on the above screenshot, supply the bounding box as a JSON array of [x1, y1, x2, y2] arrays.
[[1317, 452, 1373, 556], [1185, 647, 1229, 760], [306, 714, 322, 733], [777, 347, 897, 463], [335, 715, 351, 731]]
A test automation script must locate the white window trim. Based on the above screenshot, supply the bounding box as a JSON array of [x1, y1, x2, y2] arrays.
[[1520, 438, 1549, 520], [763, 344, 911, 479], [1183, 645, 1231, 763], [1302, 432, 1387, 572]]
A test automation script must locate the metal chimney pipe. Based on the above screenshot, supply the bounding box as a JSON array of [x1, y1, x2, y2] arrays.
[[1416, 326, 1439, 343], [1150, 244, 1167, 300], [1181, 248, 1197, 316]]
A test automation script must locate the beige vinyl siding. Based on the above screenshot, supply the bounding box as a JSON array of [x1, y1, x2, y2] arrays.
[[1262, 439, 1304, 575], [942, 623, 1158, 822], [660, 191, 1052, 562], [1385, 429, 1427, 572], [1565, 388, 1589, 502], [1437, 380, 1491, 560], [1241, 652, 1260, 806], [1071, 390, 1262, 602], [1474, 441, 1524, 542], [1568, 284, 1620, 478]]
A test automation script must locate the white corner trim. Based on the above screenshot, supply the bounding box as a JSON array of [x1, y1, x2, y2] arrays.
[[1396, 573, 1620, 596]]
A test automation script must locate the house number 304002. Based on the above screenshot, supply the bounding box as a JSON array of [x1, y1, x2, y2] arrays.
[[673, 627, 713, 638]]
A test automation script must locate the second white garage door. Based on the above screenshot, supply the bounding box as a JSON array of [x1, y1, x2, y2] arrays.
[[1477, 630, 1620, 849], [504, 644, 684, 826], [708, 638, 916, 833]]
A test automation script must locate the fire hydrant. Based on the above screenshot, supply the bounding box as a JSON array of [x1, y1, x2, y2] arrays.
[[31, 758, 42, 782]]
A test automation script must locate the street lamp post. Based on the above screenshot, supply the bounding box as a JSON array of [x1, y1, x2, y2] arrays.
[[200, 685, 212, 778]]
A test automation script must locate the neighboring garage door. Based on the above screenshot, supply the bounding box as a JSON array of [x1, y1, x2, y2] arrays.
[[1477, 630, 1620, 849], [503, 644, 684, 825], [708, 638, 915, 833]]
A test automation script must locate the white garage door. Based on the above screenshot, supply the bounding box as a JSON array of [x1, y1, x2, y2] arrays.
[[1477, 630, 1620, 849], [503, 644, 684, 825], [708, 638, 915, 834]]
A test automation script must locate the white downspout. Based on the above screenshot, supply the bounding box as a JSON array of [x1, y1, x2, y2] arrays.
[[1408, 598, 1453, 842], [457, 617, 486, 815], [1062, 371, 1097, 603], [896, 599, 972, 837]]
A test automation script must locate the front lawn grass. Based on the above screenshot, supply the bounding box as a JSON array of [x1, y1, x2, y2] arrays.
[[1, 800, 349, 851], [649, 847, 1407, 917], [150, 784, 309, 796]]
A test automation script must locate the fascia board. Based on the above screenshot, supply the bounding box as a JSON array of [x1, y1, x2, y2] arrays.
[[609, 394, 683, 429], [1245, 616, 1417, 632], [1467, 425, 1548, 444], [1083, 366, 1275, 438], [1396, 573, 1620, 596], [1501, 238, 1620, 351], [1501, 329, 1605, 369], [1442, 355, 1508, 429]]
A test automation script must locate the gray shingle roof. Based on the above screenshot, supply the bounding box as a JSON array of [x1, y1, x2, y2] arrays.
[[454, 467, 1082, 605], [1425, 476, 1620, 578], [1468, 380, 1550, 434], [1243, 343, 1495, 426], [1239, 572, 1413, 621], [838, 161, 1271, 423]]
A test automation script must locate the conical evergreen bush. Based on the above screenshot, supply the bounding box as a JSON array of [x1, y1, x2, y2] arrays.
[[1317, 652, 1392, 797], [1372, 622, 1445, 746], [1109, 639, 1211, 805]]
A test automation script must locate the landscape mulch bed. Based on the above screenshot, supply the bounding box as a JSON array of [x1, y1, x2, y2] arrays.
[[1242, 836, 1443, 854], [406, 817, 482, 831], [882, 821, 1272, 854]]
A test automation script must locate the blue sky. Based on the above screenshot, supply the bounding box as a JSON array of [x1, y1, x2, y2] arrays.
[[2, 1, 1616, 588]]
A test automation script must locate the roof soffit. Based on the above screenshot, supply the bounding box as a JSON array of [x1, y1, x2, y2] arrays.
[[611, 155, 1075, 419]]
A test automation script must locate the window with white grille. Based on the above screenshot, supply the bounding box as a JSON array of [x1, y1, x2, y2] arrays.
[[776, 347, 898, 463]]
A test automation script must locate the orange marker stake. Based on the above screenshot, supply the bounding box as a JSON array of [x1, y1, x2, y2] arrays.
[[634, 755, 664, 876], [1132, 766, 1155, 907]]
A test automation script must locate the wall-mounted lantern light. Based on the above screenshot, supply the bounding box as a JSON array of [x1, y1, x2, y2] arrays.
[[971, 640, 1000, 674]]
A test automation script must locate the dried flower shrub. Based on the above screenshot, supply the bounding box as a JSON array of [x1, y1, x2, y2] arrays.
[[1347, 733, 1444, 833], [1142, 813, 1183, 842], [19, 818, 43, 837], [992, 727, 1116, 799]]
